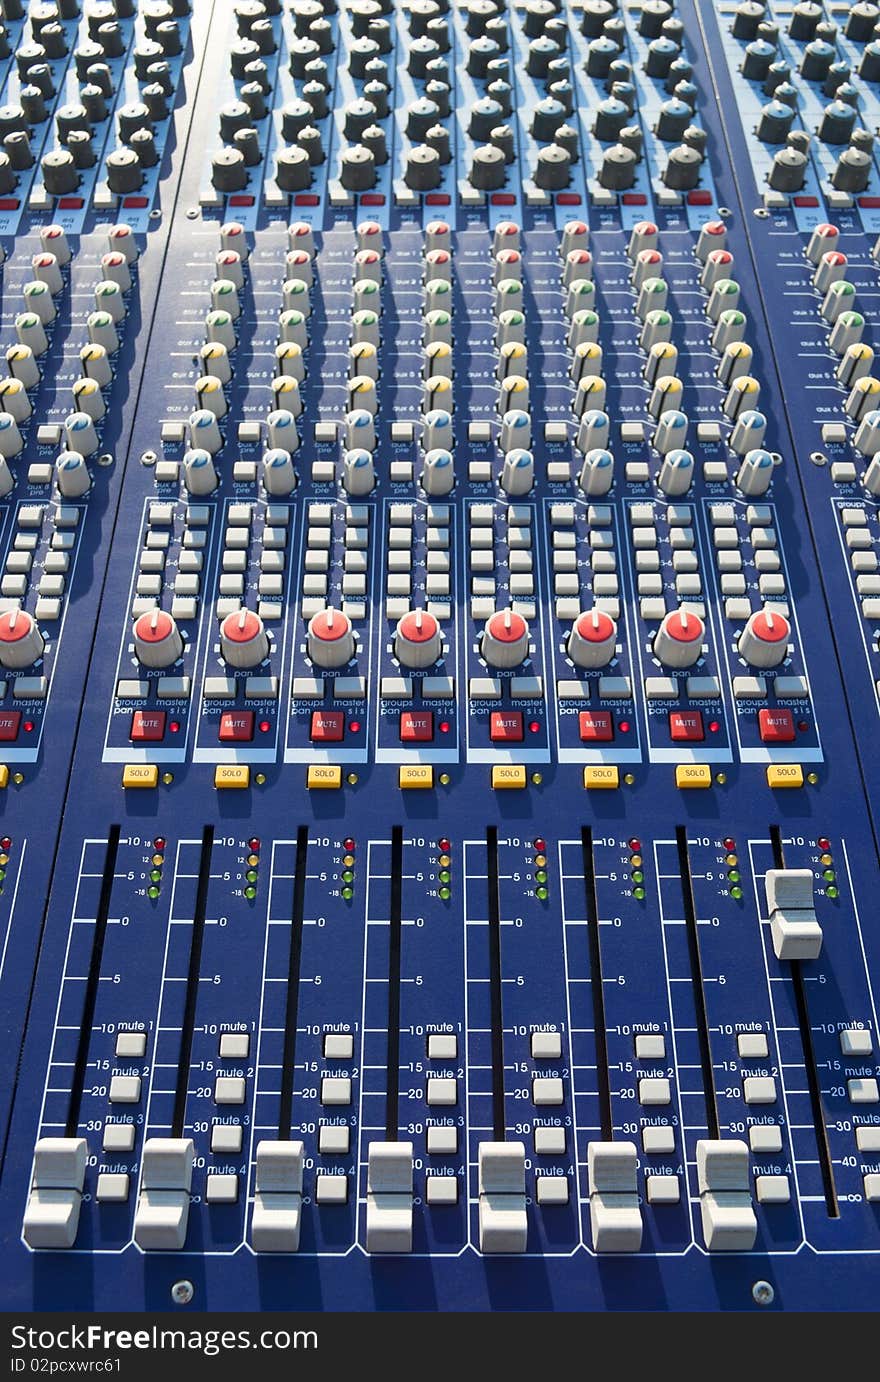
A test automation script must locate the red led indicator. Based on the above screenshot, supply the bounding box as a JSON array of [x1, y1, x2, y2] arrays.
[[170, 721, 180, 733], [709, 720, 720, 733], [798, 720, 809, 733], [723, 837, 736, 850], [260, 720, 271, 733], [1, 837, 12, 851], [439, 720, 450, 733], [620, 720, 630, 733], [23, 720, 33, 733], [350, 720, 361, 733], [628, 838, 641, 852], [818, 837, 831, 851], [534, 838, 546, 852], [154, 837, 165, 851], [439, 838, 451, 853], [529, 720, 540, 733], [248, 837, 261, 852], [344, 838, 356, 851]]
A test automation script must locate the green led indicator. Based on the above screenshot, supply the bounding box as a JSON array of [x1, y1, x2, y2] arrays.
[[147, 885, 160, 900], [823, 869, 836, 883], [246, 869, 258, 884], [149, 869, 162, 883], [342, 886, 354, 900], [730, 885, 743, 900], [341, 869, 354, 883], [631, 870, 644, 884], [633, 886, 646, 901], [439, 886, 451, 900], [826, 884, 839, 899], [535, 886, 549, 901], [535, 869, 548, 884], [439, 869, 451, 884], [244, 885, 257, 900], [727, 869, 740, 883]]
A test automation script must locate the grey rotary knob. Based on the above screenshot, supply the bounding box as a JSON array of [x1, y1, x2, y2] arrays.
[[0, 608, 44, 669], [567, 608, 617, 669], [481, 609, 531, 668], [220, 608, 269, 669], [653, 607, 705, 668], [307, 607, 356, 669], [394, 609, 443, 669], [133, 609, 183, 669]]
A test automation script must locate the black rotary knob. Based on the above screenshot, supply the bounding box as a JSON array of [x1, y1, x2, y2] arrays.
[[106, 147, 144, 194], [407, 97, 440, 141], [361, 123, 387, 164], [425, 124, 450, 163], [732, 2, 766, 41], [469, 143, 506, 190], [599, 142, 637, 188], [343, 99, 377, 141], [211, 145, 248, 192], [405, 143, 441, 190], [534, 143, 570, 189], [220, 101, 252, 142], [832, 146, 872, 192], [281, 99, 314, 140], [340, 143, 376, 191], [4, 130, 32, 170], [42, 147, 79, 195], [67, 129, 95, 168], [470, 96, 503, 142], [276, 145, 312, 190], [531, 96, 566, 142], [663, 144, 702, 189], [767, 146, 807, 191]]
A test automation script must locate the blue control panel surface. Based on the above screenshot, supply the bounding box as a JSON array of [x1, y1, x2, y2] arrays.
[[0, 0, 878, 1314]]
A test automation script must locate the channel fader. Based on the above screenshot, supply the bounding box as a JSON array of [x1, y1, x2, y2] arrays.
[[0, 0, 877, 1314]]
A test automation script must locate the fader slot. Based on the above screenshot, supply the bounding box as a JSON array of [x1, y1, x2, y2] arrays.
[[64, 826, 120, 1138], [675, 825, 720, 1140], [171, 825, 214, 1138], [769, 823, 839, 1219], [580, 826, 613, 1144], [277, 825, 308, 1139]]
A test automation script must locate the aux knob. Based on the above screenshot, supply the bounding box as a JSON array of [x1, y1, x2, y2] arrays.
[[567, 608, 617, 669], [394, 609, 443, 669], [307, 607, 356, 670], [0, 608, 44, 669], [133, 609, 183, 669], [481, 609, 530, 668], [220, 607, 269, 668], [653, 607, 705, 669]]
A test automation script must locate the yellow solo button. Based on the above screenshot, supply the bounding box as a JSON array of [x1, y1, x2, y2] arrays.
[[492, 764, 527, 790], [122, 763, 159, 789], [215, 764, 250, 789], [307, 764, 343, 789], [400, 764, 434, 789], [675, 763, 712, 790], [0, 765, 8, 789], [583, 765, 619, 790], [767, 763, 804, 789]]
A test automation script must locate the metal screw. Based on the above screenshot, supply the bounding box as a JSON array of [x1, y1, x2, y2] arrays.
[[752, 1280, 774, 1307], [140, 450, 157, 466], [186, 207, 199, 220], [150, 209, 161, 221], [753, 206, 770, 219], [97, 452, 114, 468], [810, 450, 828, 466], [171, 1279, 194, 1306], [718, 206, 732, 219]]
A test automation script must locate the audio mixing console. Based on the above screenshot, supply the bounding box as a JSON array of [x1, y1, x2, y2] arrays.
[[0, 0, 876, 1317]]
